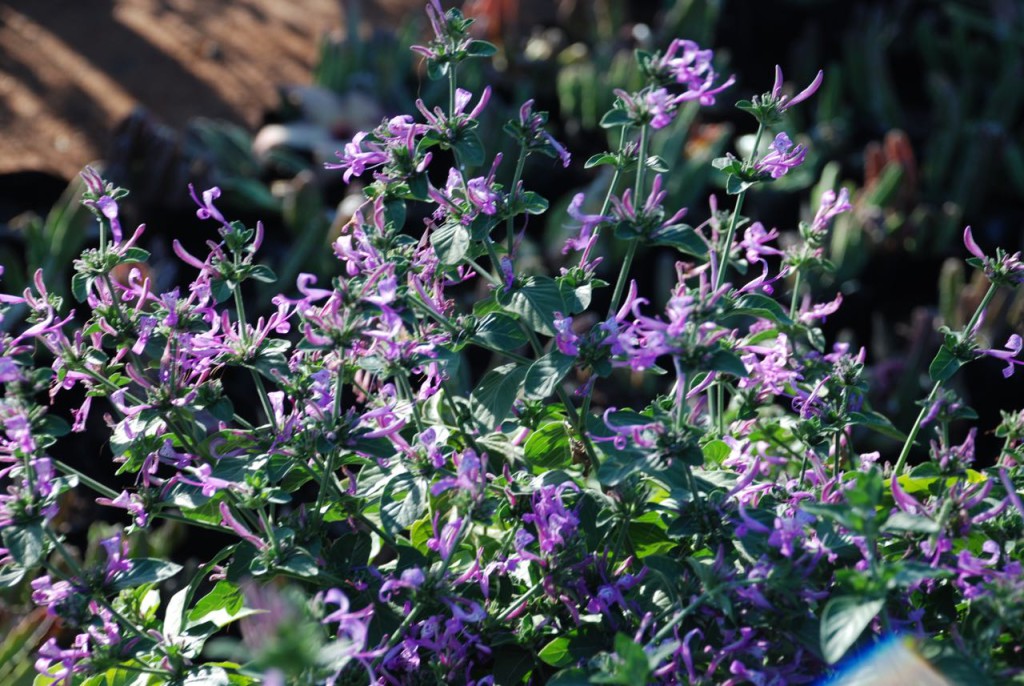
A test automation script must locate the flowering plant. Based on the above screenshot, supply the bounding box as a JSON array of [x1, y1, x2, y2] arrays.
[[3, 2, 1024, 685]]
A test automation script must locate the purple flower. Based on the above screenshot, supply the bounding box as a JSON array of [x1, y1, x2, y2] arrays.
[[100, 534, 133, 583], [964, 225, 1024, 285], [517, 99, 571, 167], [552, 312, 580, 356], [522, 483, 580, 555], [563, 193, 611, 254], [31, 575, 76, 615], [466, 176, 499, 215], [655, 38, 736, 105], [95, 490, 148, 527], [755, 132, 807, 179], [80, 166, 124, 243], [188, 184, 229, 226], [644, 88, 684, 129], [379, 568, 426, 601], [770, 66, 824, 112], [325, 131, 390, 183], [978, 334, 1024, 378], [739, 222, 783, 263], [427, 514, 462, 561], [811, 187, 852, 234], [431, 449, 485, 499]]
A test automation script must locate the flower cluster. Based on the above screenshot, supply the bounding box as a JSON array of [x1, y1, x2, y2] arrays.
[[3, 3, 1023, 686]]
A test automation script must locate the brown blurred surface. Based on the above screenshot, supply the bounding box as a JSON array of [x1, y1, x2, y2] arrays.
[[0, 0, 398, 179]]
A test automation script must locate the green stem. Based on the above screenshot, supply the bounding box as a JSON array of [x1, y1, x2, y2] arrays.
[[255, 507, 280, 558], [395, 373, 426, 433], [466, 256, 502, 288], [893, 282, 999, 475], [607, 240, 639, 318], [494, 580, 543, 622], [789, 270, 803, 319], [714, 122, 765, 291], [52, 459, 119, 499], [232, 284, 279, 433], [633, 125, 650, 202], [314, 450, 336, 521], [833, 431, 841, 475], [506, 146, 528, 259], [605, 125, 650, 317], [582, 129, 627, 262]]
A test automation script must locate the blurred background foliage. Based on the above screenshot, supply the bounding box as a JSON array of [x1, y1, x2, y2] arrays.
[[1, 1, 1023, 680]]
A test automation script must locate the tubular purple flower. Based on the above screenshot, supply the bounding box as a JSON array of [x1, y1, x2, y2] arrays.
[[740, 222, 783, 263], [100, 534, 133, 583], [645, 88, 684, 129], [998, 468, 1024, 519], [219, 502, 268, 550], [891, 475, 926, 515], [755, 132, 807, 179], [811, 187, 852, 234], [188, 184, 228, 226], [552, 312, 580, 356], [563, 193, 610, 254], [771, 66, 824, 111], [325, 132, 390, 183], [978, 334, 1024, 378], [658, 38, 735, 105], [96, 490, 148, 527], [963, 225, 985, 260], [499, 256, 515, 292]]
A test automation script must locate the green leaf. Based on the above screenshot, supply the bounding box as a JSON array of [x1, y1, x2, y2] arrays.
[[432, 221, 472, 265], [474, 313, 528, 352], [539, 637, 573, 667], [500, 276, 565, 335], [733, 293, 794, 326], [523, 421, 573, 470], [453, 130, 485, 167], [707, 349, 748, 378], [702, 439, 731, 465], [726, 175, 760, 195], [650, 224, 707, 256], [247, 264, 277, 283], [929, 344, 965, 383], [111, 559, 183, 591], [520, 191, 549, 215], [466, 40, 497, 57], [71, 272, 90, 302], [277, 549, 320, 578], [645, 155, 669, 172], [600, 108, 633, 128], [848, 410, 907, 441], [881, 512, 940, 534], [820, 595, 885, 664], [120, 247, 151, 263], [591, 634, 651, 684], [183, 666, 230, 686], [2, 521, 45, 568], [380, 472, 428, 538], [585, 153, 618, 169], [469, 363, 528, 431], [524, 351, 575, 401], [187, 581, 262, 630], [163, 587, 188, 638], [558, 278, 592, 315]]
